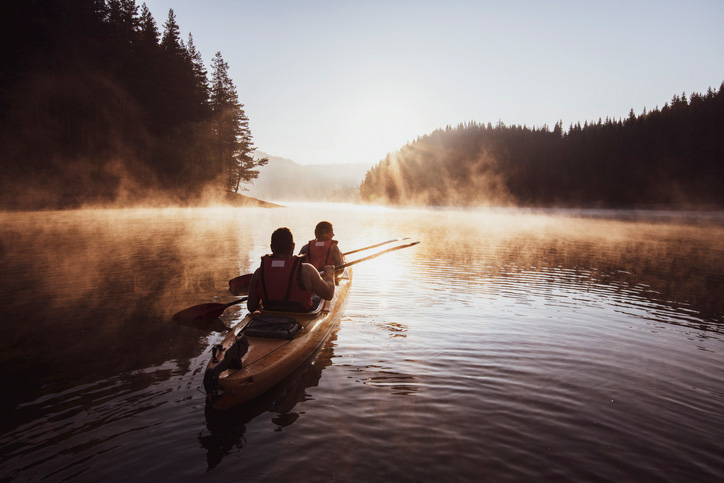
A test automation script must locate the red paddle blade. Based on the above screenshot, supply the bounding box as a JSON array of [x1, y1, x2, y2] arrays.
[[228, 273, 252, 295], [173, 302, 228, 321]]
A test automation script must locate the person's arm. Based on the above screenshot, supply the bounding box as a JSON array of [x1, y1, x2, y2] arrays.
[[299, 243, 309, 256], [247, 269, 261, 312], [331, 244, 343, 267], [302, 263, 335, 300]]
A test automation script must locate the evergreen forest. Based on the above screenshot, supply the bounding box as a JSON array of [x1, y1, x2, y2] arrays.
[[1, 0, 267, 210], [360, 84, 724, 209]]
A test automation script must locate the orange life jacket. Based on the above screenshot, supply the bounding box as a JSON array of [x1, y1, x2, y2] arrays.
[[257, 255, 314, 311], [305, 239, 337, 270]]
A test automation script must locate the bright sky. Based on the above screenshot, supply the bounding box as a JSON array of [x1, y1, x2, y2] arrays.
[[143, 0, 724, 165]]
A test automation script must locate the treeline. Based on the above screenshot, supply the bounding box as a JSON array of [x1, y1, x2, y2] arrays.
[[1, 0, 266, 209], [360, 83, 724, 209]]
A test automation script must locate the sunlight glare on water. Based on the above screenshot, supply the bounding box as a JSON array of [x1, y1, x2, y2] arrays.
[[1, 203, 724, 481]]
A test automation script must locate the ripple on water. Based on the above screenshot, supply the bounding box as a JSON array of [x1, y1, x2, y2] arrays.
[[2, 206, 724, 481]]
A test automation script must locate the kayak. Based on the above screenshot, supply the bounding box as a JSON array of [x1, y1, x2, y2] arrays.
[[203, 267, 352, 410]]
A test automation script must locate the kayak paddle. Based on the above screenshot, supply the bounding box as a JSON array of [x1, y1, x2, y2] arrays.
[[176, 241, 419, 323], [228, 274, 253, 295], [173, 297, 248, 321], [328, 241, 420, 273], [228, 237, 410, 294], [341, 237, 410, 256]]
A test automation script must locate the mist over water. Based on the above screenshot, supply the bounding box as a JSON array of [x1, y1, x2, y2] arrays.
[[1, 204, 723, 481]]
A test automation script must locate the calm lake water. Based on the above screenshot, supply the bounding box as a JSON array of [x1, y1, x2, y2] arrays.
[[1, 203, 724, 481]]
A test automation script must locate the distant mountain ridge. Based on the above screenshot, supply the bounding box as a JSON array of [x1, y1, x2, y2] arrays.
[[243, 151, 371, 202]]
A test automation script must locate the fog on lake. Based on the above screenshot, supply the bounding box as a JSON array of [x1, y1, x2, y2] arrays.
[[1, 204, 723, 481]]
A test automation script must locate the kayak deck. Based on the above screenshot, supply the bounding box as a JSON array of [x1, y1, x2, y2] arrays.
[[204, 267, 352, 410]]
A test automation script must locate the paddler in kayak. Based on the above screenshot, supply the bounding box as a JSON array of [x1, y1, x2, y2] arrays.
[[247, 227, 336, 313], [299, 221, 343, 271]]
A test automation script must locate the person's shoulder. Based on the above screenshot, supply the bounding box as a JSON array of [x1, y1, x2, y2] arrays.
[[300, 261, 320, 279]]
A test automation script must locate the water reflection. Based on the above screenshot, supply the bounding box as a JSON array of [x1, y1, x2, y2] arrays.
[[1, 357, 198, 480], [200, 331, 338, 470], [176, 317, 229, 333], [411, 212, 724, 330], [1, 205, 723, 481], [0, 209, 254, 427], [355, 365, 419, 396]]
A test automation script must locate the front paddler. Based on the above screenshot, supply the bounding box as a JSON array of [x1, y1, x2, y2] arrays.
[[299, 221, 343, 271], [248, 227, 336, 313]]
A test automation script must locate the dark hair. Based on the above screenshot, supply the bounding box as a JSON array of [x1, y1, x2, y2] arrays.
[[314, 221, 333, 238], [271, 227, 294, 254]]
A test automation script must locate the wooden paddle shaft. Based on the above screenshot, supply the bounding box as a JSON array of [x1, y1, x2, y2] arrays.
[[324, 241, 420, 274], [229, 238, 415, 289], [342, 237, 410, 256]]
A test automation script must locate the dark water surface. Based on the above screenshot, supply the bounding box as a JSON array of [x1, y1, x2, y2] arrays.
[[1, 204, 724, 481]]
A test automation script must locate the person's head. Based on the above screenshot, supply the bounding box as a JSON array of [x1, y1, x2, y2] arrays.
[[270, 227, 294, 255], [314, 221, 334, 240]]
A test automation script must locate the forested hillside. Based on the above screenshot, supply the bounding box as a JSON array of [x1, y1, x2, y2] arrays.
[[360, 84, 724, 209], [1, 0, 266, 210]]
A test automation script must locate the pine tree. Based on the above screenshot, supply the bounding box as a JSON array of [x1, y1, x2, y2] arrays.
[[210, 51, 267, 192], [186, 33, 211, 120], [160, 9, 183, 56], [138, 3, 159, 48], [157, 8, 196, 130]]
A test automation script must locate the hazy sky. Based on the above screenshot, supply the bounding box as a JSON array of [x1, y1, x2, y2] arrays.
[[143, 0, 724, 165]]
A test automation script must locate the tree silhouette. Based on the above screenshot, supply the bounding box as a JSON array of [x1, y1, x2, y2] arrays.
[[360, 83, 724, 209], [0, 0, 266, 209], [210, 52, 267, 192]]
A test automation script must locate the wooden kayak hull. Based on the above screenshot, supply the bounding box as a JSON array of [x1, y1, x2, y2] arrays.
[[204, 268, 352, 410]]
